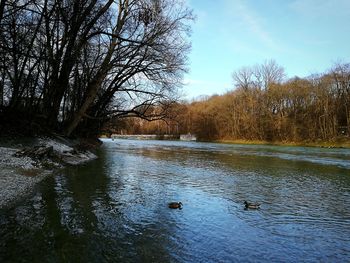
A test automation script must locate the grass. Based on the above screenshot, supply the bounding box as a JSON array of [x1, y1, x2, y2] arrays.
[[214, 137, 350, 149]]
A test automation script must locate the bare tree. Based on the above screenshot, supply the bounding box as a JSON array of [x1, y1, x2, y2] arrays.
[[0, 0, 193, 136], [64, 0, 193, 136], [232, 60, 285, 91], [232, 66, 252, 90], [253, 60, 285, 90], [330, 62, 350, 135]]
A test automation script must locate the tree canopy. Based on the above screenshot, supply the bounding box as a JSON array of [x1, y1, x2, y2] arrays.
[[0, 0, 193, 137]]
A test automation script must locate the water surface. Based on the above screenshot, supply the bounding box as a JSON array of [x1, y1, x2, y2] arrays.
[[1, 139, 350, 262]]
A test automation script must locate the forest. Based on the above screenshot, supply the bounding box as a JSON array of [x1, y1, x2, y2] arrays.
[[1, 1, 349, 144], [115, 60, 350, 143], [0, 0, 192, 137]]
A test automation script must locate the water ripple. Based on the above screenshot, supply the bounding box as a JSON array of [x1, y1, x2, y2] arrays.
[[0, 139, 350, 262]]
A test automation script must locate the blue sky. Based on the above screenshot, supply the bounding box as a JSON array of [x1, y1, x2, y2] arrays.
[[183, 0, 350, 99]]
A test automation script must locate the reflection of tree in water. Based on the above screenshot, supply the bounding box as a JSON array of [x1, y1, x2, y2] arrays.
[[40, 148, 113, 261], [102, 145, 184, 262], [21, 145, 182, 261], [0, 148, 113, 261]]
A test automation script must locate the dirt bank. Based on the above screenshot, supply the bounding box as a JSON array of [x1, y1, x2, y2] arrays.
[[0, 137, 98, 209]]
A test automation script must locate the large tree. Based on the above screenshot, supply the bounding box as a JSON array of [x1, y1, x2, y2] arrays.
[[0, 0, 193, 137]]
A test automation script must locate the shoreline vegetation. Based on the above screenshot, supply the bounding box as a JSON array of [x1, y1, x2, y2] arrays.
[[215, 138, 350, 149], [104, 134, 350, 149]]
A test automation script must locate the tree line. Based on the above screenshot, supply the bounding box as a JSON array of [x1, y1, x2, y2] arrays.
[[117, 60, 350, 143], [0, 0, 193, 137]]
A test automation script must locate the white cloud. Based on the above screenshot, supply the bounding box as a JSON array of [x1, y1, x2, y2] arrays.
[[223, 0, 281, 51]]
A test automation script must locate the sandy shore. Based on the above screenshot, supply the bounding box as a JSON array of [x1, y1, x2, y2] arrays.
[[0, 138, 97, 209], [0, 147, 47, 208]]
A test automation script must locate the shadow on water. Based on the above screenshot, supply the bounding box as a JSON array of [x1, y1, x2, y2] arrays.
[[0, 148, 179, 262], [1, 139, 350, 262]]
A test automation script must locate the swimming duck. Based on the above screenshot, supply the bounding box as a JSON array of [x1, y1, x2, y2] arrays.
[[244, 201, 260, 209], [168, 202, 183, 209]]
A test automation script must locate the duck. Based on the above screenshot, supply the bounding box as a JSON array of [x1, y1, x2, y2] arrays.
[[168, 202, 183, 209], [244, 200, 260, 209]]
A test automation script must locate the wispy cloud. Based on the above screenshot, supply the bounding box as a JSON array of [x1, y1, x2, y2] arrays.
[[236, 2, 278, 50], [223, 0, 281, 51]]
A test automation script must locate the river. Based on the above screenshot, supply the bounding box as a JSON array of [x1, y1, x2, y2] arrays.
[[1, 139, 350, 262]]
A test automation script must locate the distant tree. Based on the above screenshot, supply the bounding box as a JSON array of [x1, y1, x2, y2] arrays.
[[155, 61, 349, 143], [232, 66, 253, 91], [330, 62, 350, 135], [255, 59, 285, 90]]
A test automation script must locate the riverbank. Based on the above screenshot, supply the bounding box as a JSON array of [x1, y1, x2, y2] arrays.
[[213, 137, 350, 149], [0, 136, 98, 209], [105, 134, 350, 148]]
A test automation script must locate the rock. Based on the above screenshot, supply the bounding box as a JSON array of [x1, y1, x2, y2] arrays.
[[1, 136, 98, 209], [14, 145, 54, 160], [13, 138, 98, 166]]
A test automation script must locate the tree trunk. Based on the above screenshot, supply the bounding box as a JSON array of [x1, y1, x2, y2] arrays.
[[346, 104, 350, 136], [0, 0, 5, 23], [0, 79, 3, 107], [64, 74, 105, 136], [64, 0, 129, 136]]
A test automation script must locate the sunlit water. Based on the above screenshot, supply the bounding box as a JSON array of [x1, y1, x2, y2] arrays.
[[1, 139, 350, 262]]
